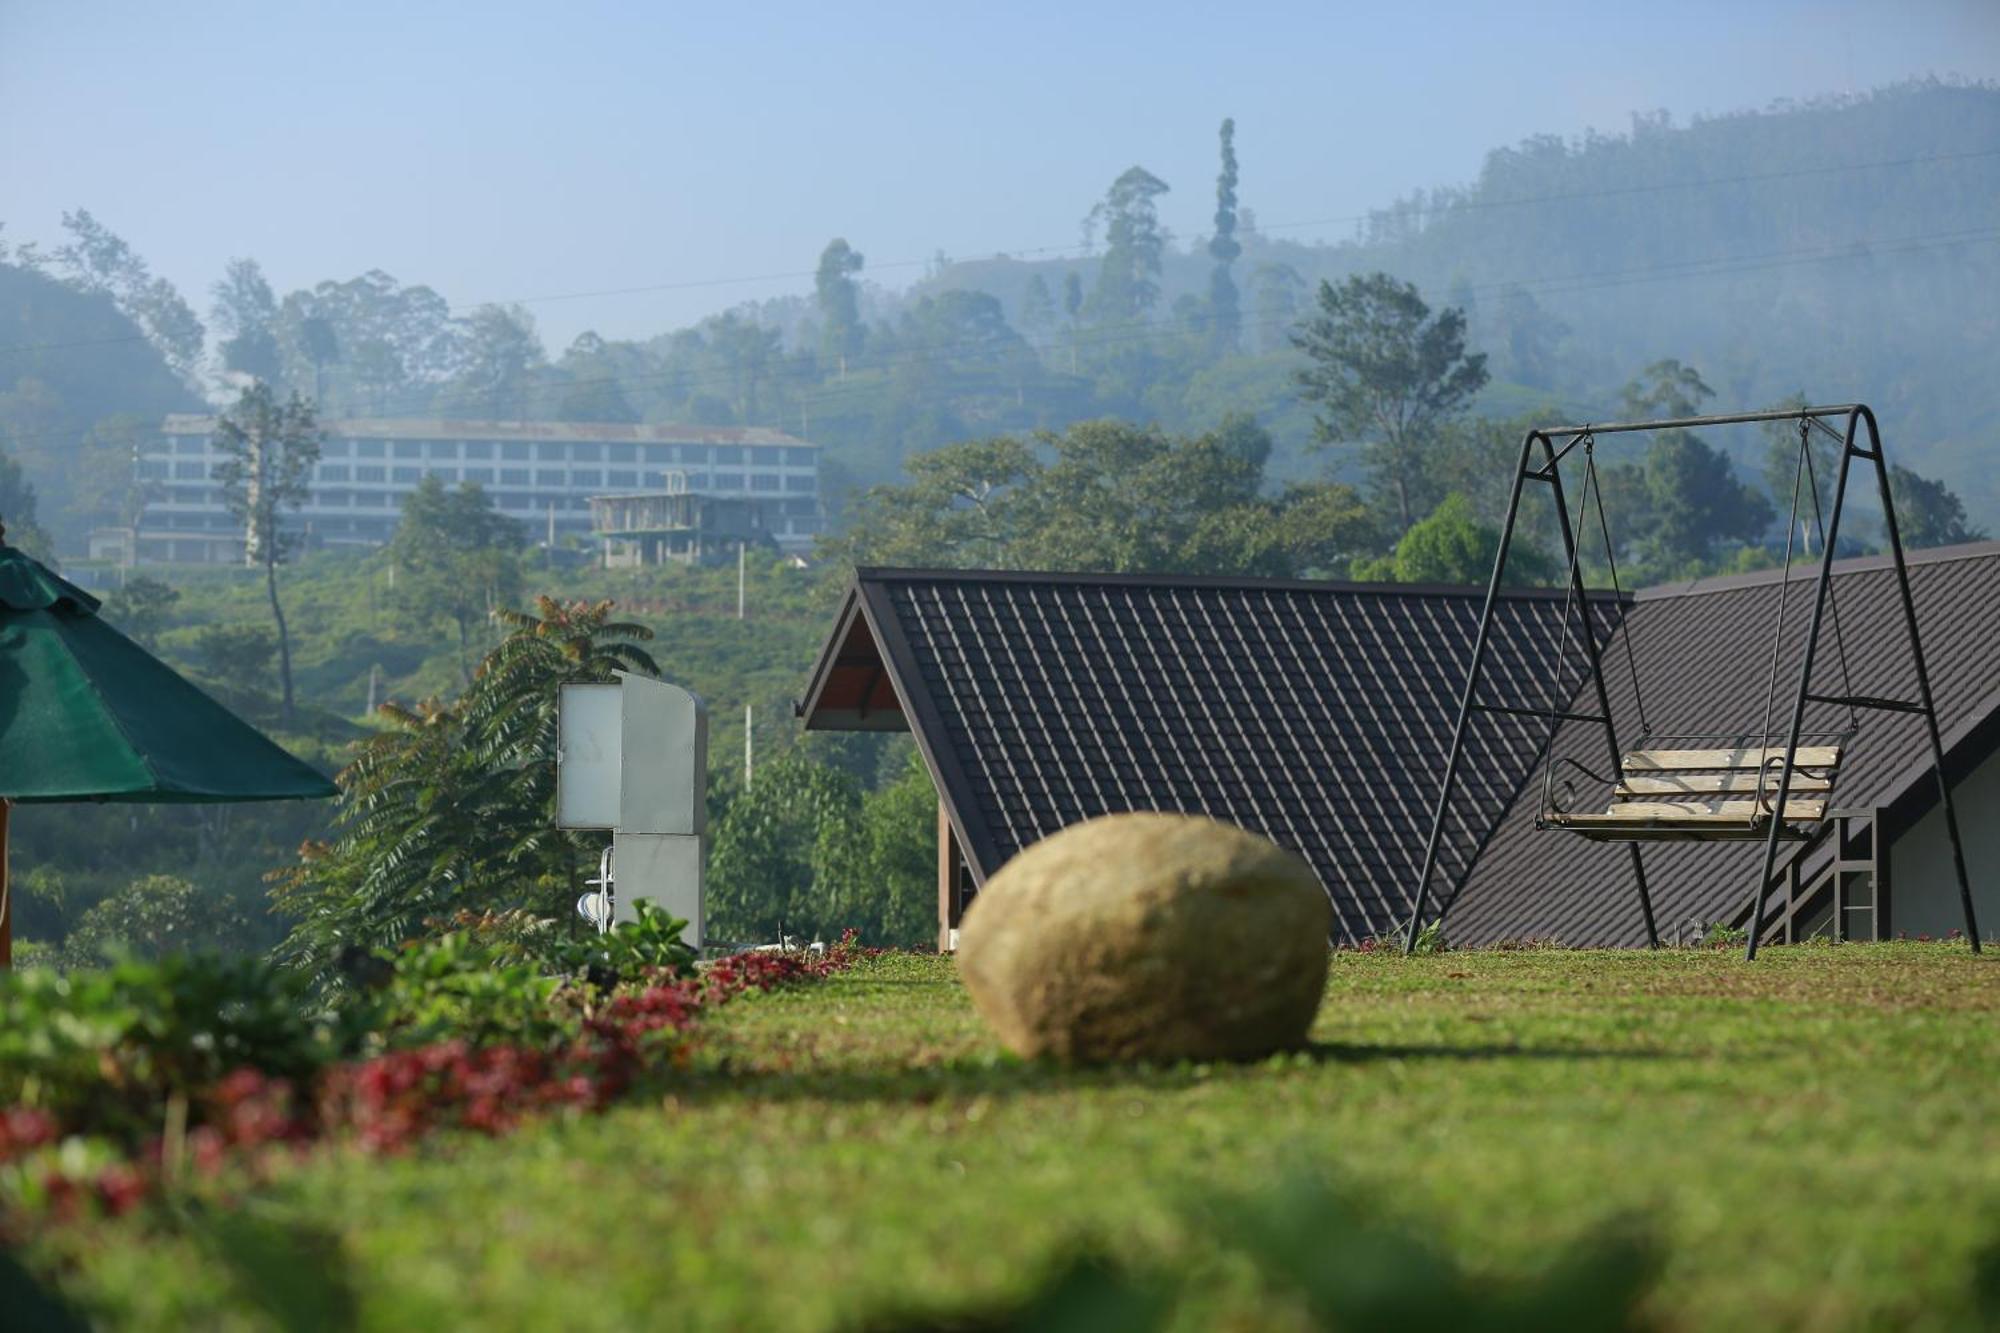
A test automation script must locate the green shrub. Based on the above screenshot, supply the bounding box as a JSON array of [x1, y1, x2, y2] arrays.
[[55, 874, 255, 969], [0, 953, 348, 1145]]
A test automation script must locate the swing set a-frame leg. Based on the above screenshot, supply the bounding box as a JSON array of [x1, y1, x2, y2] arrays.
[[1744, 407, 1982, 959], [1405, 430, 1660, 953]]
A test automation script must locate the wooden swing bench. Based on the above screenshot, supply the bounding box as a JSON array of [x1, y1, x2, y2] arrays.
[[1542, 743, 1842, 843]]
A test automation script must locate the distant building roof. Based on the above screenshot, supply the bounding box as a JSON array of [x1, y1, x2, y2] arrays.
[[799, 567, 1612, 946], [162, 415, 815, 448]]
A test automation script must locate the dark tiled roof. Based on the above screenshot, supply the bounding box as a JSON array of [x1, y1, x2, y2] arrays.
[[1442, 542, 2000, 945], [803, 568, 1617, 945]]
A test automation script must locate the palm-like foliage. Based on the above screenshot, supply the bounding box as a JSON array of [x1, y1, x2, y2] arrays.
[[273, 599, 658, 985]]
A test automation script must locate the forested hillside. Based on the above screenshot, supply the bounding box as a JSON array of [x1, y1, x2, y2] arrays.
[[5, 80, 1996, 554]]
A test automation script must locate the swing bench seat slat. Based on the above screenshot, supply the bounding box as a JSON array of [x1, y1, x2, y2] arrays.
[[1545, 744, 1842, 843], [1616, 772, 1833, 796], [1621, 745, 1842, 772]]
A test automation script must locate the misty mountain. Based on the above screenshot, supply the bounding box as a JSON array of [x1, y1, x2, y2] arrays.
[[3, 79, 1996, 555]]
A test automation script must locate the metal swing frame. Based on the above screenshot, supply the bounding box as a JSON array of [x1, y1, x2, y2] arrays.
[[1401, 404, 1983, 960]]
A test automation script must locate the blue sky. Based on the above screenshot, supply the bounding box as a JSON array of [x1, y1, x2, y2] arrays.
[[3, 0, 1996, 349]]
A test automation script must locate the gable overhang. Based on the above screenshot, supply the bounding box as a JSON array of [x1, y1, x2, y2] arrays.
[[797, 575, 1002, 889]]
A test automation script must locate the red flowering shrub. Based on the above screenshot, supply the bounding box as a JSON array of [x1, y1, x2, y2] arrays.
[[1, 931, 870, 1225]]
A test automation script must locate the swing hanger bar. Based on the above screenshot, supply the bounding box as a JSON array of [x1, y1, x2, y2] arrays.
[[1536, 405, 1863, 439]]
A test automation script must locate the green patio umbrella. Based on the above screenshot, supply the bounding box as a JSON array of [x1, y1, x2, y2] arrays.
[[0, 525, 336, 964]]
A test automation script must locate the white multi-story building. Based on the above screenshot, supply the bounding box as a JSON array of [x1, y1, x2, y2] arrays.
[[104, 417, 822, 564]]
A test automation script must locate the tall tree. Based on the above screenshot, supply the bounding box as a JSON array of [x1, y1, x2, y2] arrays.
[[1292, 273, 1489, 532], [814, 239, 865, 379], [1086, 167, 1171, 324], [1605, 363, 1770, 572], [707, 756, 862, 945], [826, 417, 1375, 579], [211, 257, 283, 384], [51, 209, 205, 385], [555, 331, 639, 423], [386, 478, 527, 683], [455, 304, 544, 419], [297, 314, 341, 403], [211, 384, 322, 724], [273, 597, 658, 980], [1208, 118, 1243, 354], [1250, 262, 1304, 353], [1890, 465, 1987, 548]]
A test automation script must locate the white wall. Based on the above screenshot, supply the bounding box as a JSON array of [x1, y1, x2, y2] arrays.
[[1889, 745, 2000, 941]]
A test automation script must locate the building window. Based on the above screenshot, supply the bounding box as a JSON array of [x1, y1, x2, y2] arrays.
[[713, 445, 744, 465], [497, 492, 530, 511], [426, 441, 458, 460], [426, 467, 457, 482], [318, 491, 351, 507], [138, 460, 171, 480], [784, 474, 815, 492], [173, 461, 206, 480], [642, 444, 670, 465], [679, 445, 711, 465], [393, 466, 421, 484], [607, 470, 636, 487], [684, 473, 710, 490], [501, 442, 530, 461], [322, 439, 351, 457], [749, 445, 783, 466], [607, 443, 636, 463], [174, 437, 206, 456], [785, 447, 815, 467], [712, 472, 744, 490], [535, 442, 565, 461], [464, 467, 494, 485], [500, 468, 530, 486], [751, 474, 780, 492], [360, 491, 391, 508], [571, 469, 603, 488], [356, 465, 387, 483], [357, 440, 385, 458], [535, 470, 565, 488], [785, 498, 817, 517], [463, 441, 492, 459], [393, 440, 421, 458], [572, 442, 601, 462], [320, 465, 352, 483]]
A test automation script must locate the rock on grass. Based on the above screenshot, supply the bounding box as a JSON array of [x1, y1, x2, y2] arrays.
[[955, 813, 1330, 1064]]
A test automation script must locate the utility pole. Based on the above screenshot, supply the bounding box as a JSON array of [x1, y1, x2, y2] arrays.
[[366, 663, 381, 717], [737, 541, 747, 621], [744, 703, 754, 789]]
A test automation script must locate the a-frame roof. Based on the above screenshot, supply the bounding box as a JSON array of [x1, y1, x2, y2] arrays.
[[1443, 540, 2000, 945], [799, 567, 1614, 945]]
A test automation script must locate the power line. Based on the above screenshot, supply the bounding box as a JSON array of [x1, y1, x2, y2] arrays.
[[2, 144, 1993, 359], [1, 221, 1995, 455]]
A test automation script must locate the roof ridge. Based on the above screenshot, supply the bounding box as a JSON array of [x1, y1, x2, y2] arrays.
[[1635, 539, 2000, 602], [851, 565, 1628, 603]]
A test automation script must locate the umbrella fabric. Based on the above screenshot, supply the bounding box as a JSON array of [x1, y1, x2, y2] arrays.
[[0, 543, 336, 804]]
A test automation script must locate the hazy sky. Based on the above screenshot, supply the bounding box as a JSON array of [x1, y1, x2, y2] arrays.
[[4, 1, 1997, 351]]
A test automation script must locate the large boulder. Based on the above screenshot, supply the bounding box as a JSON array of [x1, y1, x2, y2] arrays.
[[955, 814, 1330, 1064]]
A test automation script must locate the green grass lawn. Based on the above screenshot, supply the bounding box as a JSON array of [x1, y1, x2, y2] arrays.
[[33, 944, 2000, 1330]]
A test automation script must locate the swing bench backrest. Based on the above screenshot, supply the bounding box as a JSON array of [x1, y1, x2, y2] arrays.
[[1549, 744, 1842, 841]]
